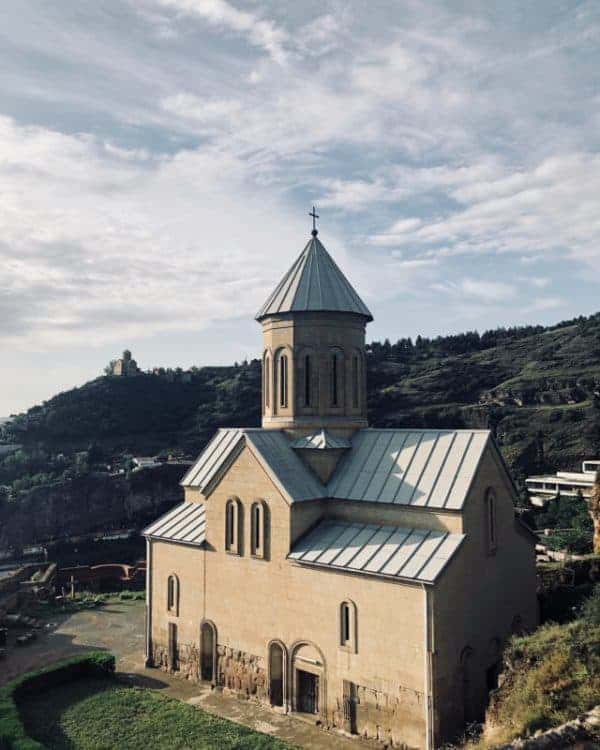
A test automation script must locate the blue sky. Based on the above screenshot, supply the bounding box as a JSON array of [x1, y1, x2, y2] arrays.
[[2, 0, 600, 416]]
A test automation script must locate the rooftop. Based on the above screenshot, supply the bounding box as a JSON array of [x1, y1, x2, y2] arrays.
[[289, 519, 464, 584], [255, 235, 372, 322], [181, 427, 493, 510], [144, 502, 206, 547]]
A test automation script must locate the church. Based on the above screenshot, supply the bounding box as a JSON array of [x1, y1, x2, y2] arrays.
[[143, 221, 537, 749]]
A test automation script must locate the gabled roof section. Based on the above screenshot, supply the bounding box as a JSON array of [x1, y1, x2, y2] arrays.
[[180, 428, 245, 495], [289, 519, 464, 585], [327, 429, 491, 510], [255, 235, 373, 321], [291, 429, 351, 450], [143, 502, 206, 547], [181, 428, 327, 504]]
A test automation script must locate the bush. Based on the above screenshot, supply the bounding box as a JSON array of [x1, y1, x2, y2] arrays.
[[582, 583, 600, 625], [0, 651, 115, 750]]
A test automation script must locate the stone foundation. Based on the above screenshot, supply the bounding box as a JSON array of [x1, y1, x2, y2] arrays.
[[151, 641, 266, 699], [151, 641, 200, 681], [217, 645, 267, 700], [332, 683, 424, 749]]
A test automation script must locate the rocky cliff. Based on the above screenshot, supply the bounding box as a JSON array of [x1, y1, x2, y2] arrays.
[[0, 465, 184, 550]]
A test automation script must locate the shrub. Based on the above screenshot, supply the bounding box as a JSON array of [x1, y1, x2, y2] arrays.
[[582, 583, 600, 625], [0, 651, 115, 750]]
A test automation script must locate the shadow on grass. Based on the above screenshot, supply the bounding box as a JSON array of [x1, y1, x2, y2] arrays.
[[21, 678, 115, 750], [19, 677, 295, 750]]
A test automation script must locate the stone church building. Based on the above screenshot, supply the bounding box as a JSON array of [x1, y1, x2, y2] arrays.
[[144, 226, 537, 749]]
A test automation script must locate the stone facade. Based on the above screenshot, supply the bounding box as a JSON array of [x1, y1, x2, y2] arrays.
[[217, 646, 267, 700], [144, 231, 538, 749]]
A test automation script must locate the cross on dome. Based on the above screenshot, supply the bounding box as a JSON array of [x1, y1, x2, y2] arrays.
[[309, 206, 319, 236]]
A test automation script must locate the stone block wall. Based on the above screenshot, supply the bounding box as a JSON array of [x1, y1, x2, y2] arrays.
[[217, 646, 267, 700], [331, 683, 424, 749], [151, 640, 267, 701]]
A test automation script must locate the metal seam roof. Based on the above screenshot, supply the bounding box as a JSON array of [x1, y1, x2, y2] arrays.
[[255, 236, 372, 321], [326, 429, 490, 510], [181, 428, 490, 510], [143, 502, 206, 547], [290, 429, 351, 450], [289, 519, 464, 584]]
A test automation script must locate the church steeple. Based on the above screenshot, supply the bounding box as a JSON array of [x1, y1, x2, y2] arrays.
[[257, 219, 372, 437]]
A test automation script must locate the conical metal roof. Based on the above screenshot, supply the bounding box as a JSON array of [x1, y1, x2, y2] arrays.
[[255, 235, 373, 321]]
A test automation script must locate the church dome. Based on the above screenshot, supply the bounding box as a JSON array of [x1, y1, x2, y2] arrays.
[[255, 235, 373, 322]]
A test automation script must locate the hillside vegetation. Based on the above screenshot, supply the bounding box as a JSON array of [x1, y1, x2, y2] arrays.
[[474, 586, 600, 748], [4, 312, 600, 483]]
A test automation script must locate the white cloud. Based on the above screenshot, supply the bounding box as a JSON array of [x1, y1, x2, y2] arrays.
[[0, 115, 317, 350], [432, 278, 516, 303], [155, 0, 289, 62]]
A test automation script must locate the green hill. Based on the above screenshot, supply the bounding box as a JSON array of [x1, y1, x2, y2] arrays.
[[1, 311, 600, 547]]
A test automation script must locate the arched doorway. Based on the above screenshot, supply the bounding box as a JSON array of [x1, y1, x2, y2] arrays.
[[290, 641, 326, 717], [200, 620, 217, 683], [268, 641, 287, 709]]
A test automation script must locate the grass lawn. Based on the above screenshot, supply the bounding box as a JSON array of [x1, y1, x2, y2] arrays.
[[21, 678, 295, 750]]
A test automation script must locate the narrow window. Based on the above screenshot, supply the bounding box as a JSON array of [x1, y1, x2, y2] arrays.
[[167, 574, 179, 615], [279, 355, 288, 408], [352, 354, 360, 408], [304, 354, 312, 407], [486, 489, 497, 554], [225, 499, 241, 554], [341, 602, 350, 644], [331, 353, 339, 406], [330, 350, 344, 407], [339, 600, 356, 651], [264, 356, 270, 408], [226, 502, 235, 549], [252, 503, 261, 553], [251, 501, 268, 558]]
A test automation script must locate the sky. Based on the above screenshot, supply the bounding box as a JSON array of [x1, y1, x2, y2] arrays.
[[1, 1, 600, 416]]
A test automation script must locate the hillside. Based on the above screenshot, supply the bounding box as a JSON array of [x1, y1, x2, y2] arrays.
[[1, 312, 600, 550]]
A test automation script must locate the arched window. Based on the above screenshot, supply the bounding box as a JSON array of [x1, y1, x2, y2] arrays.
[[264, 354, 270, 409], [339, 600, 357, 653], [485, 488, 497, 554], [279, 354, 288, 408], [330, 350, 344, 407], [351, 353, 360, 409], [251, 501, 268, 558], [268, 641, 286, 708], [167, 574, 179, 616], [304, 354, 312, 407], [225, 498, 242, 555]]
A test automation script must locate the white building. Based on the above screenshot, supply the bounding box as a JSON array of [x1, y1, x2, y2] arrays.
[[526, 460, 600, 507]]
